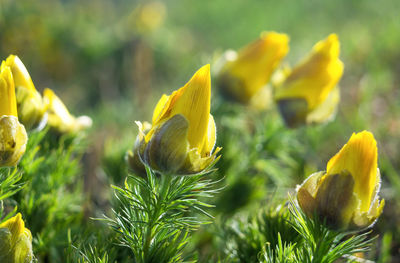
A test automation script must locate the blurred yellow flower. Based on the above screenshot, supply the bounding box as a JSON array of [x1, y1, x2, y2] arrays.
[[297, 131, 384, 231], [135, 64, 220, 174], [274, 34, 344, 127], [0, 65, 28, 167], [217, 32, 289, 105], [43, 88, 92, 134], [135, 1, 166, 34], [3, 55, 47, 130], [0, 213, 33, 263]]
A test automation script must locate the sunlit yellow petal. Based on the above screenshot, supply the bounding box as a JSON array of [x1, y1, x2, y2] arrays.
[[0, 66, 18, 117], [4, 55, 36, 92], [43, 88, 75, 126], [327, 131, 377, 212], [152, 94, 170, 124], [220, 32, 289, 102], [43, 88, 91, 133], [200, 114, 216, 155], [167, 64, 211, 150], [275, 34, 343, 110], [306, 86, 340, 124]]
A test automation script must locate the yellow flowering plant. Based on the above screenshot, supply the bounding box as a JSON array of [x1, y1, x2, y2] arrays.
[[274, 34, 344, 128], [297, 131, 384, 231], [0, 213, 33, 263], [132, 64, 220, 175], [43, 88, 92, 134], [216, 32, 289, 106], [2, 55, 47, 130], [0, 65, 28, 167]]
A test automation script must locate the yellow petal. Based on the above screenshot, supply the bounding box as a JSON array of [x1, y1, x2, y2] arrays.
[[275, 34, 343, 110], [306, 86, 340, 124], [221, 32, 289, 101], [15, 85, 47, 130], [43, 88, 91, 133], [152, 94, 171, 124], [327, 131, 378, 212], [4, 55, 36, 92], [0, 66, 18, 117], [200, 114, 216, 156], [43, 88, 74, 124], [154, 65, 211, 150]]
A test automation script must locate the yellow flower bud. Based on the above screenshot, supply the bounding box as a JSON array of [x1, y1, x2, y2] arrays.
[[0, 213, 33, 263], [43, 88, 92, 134], [297, 131, 384, 231], [2, 55, 47, 130], [137, 64, 220, 175], [217, 32, 289, 105], [275, 34, 344, 128], [0, 116, 28, 167], [0, 66, 28, 167]]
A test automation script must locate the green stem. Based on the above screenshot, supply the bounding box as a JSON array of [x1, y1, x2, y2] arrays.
[[142, 174, 172, 262]]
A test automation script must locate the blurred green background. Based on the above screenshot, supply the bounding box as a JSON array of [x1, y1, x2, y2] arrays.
[[1, 0, 400, 261]]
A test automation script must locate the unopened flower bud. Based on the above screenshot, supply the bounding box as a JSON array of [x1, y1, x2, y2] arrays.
[[297, 131, 384, 231], [136, 65, 220, 175]]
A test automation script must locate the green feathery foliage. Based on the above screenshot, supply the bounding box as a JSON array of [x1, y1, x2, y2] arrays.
[[103, 166, 220, 263], [261, 199, 374, 263], [0, 167, 23, 203], [11, 128, 88, 262], [219, 205, 299, 263]]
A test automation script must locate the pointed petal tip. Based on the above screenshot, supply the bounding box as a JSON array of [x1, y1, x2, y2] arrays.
[[197, 64, 211, 75], [15, 213, 22, 220], [260, 31, 290, 44], [350, 130, 377, 146], [327, 33, 339, 41], [190, 64, 211, 86], [318, 33, 340, 57]]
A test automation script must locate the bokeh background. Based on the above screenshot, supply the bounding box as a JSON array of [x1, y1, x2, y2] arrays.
[[1, 0, 400, 261]]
